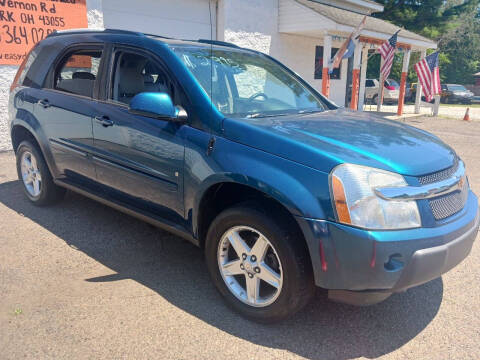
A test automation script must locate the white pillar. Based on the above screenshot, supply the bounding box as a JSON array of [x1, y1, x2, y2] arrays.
[[376, 55, 385, 112], [415, 49, 427, 114], [216, 0, 225, 41], [433, 95, 440, 116], [397, 48, 411, 115], [350, 42, 363, 110], [358, 45, 369, 110]]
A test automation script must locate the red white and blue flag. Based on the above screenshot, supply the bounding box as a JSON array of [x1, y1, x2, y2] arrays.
[[414, 51, 441, 102], [378, 30, 399, 79], [328, 15, 367, 74]]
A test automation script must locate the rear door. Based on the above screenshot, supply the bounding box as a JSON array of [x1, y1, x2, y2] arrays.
[[91, 46, 186, 224], [31, 45, 105, 183]]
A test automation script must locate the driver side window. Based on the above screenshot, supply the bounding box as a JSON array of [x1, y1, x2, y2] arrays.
[[110, 51, 171, 105]]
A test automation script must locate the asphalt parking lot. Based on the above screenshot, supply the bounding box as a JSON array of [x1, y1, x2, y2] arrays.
[[1, 116, 479, 360]]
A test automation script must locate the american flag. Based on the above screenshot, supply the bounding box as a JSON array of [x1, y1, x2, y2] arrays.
[[378, 31, 399, 79], [414, 52, 441, 102]]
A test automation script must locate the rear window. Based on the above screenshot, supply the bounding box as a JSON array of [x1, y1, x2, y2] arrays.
[[53, 50, 102, 98]]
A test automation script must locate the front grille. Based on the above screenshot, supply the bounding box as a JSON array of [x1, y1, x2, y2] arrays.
[[429, 180, 469, 220], [418, 158, 458, 185]]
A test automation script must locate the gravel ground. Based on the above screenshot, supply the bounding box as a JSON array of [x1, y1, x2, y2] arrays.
[[363, 104, 480, 121], [0, 116, 479, 360]]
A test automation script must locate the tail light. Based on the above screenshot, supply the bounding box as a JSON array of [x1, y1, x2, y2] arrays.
[[385, 85, 395, 90]]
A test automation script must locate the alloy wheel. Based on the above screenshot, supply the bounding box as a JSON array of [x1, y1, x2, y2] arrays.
[[217, 226, 283, 307], [21, 151, 42, 197]]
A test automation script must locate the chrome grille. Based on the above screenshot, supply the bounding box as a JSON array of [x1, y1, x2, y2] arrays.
[[429, 180, 469, 220], [419, 158, 458, 185]]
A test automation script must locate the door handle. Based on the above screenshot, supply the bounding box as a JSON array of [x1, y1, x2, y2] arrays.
[[37, 99, 50, 108], [94, 115, 114, 127]]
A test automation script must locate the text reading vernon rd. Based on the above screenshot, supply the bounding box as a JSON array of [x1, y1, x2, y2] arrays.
[[0, 0, 87, 65]]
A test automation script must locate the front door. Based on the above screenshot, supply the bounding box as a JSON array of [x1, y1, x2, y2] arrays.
[[31, 46, 104, 183], [91, 48, 185, 224]]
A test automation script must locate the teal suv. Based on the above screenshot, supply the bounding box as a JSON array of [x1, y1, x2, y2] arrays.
[[9, 29, 479, 322]]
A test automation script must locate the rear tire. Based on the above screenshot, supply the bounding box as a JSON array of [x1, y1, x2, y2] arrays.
[[16, 140, 66, 206], [205, 204, 315, 323], [372, 95, 378, 105]]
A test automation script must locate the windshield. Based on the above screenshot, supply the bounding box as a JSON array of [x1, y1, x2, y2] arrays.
[[448, 85, 467, 91], [170, 45, 328, 118], [386, 79, 399, 88]]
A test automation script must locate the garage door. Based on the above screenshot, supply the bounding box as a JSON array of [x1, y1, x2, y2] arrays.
[[102, 0, 216, 40]]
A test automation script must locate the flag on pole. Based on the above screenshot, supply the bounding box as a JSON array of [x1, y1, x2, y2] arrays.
[[328, 15, 367, 74], [414, 51, 441, 102], [378, 30, 399, 79]]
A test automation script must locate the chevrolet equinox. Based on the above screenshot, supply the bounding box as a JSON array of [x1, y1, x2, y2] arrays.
[[9, 29, 479, 322]]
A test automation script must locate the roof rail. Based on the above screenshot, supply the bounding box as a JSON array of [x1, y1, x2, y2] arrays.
[[47, 28, 145, 38], [196, 39, 240, 48]]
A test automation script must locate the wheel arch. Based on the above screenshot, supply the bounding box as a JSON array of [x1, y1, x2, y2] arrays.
[[10, 113, 58, 178], [194, 177, 314, 261]]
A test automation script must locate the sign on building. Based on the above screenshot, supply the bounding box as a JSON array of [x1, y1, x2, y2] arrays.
[[0, 0, 87, 65]]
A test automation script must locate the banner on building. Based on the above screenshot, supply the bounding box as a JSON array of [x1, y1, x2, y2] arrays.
[[0, 0, 87, 65]]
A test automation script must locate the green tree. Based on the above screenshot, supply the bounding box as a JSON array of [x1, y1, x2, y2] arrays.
[[368, 0, 480, 84]]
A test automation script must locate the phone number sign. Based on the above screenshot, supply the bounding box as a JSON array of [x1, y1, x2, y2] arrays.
[[0, 0, 87, 65]]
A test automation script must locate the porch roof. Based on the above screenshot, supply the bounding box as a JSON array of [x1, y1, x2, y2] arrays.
[[279, 0, 437, 50]]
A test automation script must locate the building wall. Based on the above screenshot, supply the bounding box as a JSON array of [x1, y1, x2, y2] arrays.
[[0, 0, 103, 151], [221, 0, 347, 106], [466, 85, 480, 96], [102, 0, 216, 40], [0, 0, 349, 151]]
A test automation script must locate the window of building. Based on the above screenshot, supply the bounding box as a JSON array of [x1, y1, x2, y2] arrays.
[[54, 50, 102, 97], [314, 46, 341, 80]]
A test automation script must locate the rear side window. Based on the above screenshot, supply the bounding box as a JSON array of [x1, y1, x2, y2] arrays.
[[53, 50, 102, 98], [365, 80, 375, 87], [10, 46, 39, 91]]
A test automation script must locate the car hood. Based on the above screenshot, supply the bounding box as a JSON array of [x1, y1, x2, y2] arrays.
[[222, 109, 456, 176]]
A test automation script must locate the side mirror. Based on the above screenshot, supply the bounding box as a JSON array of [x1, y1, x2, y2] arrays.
[[129, 92, 187, 123]]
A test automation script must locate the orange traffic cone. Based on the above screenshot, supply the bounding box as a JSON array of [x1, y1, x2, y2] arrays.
[[463, 108, 470, 121]]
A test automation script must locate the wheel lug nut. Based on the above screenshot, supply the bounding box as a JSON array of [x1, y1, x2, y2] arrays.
[[242, 253, 247, 260], [251, 255, 256, 262], [254, 267, 260, 273]]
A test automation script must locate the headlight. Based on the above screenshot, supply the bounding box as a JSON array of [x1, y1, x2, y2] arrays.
[[331, 164, 421, 230]]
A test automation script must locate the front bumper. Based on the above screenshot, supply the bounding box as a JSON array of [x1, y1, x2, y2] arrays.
[[296, 190, 479, 298]]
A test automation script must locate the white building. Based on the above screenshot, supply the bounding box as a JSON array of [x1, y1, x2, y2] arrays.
[[102, 0, 436, 106], [0, 0, 436, 151]]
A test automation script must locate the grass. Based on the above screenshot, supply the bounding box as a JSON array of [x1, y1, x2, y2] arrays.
[[14, 308, 22, 316]]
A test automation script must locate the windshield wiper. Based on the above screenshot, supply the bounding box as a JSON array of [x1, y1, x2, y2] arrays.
[[297, 109, 324, 114], [246, 113, 290, 118]]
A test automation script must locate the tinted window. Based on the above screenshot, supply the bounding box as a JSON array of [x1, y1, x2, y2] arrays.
[[110, 51, 171, 105], [365, 80, 375, 87], [54, 50, 102, 97], [11, 46, 39, 90]]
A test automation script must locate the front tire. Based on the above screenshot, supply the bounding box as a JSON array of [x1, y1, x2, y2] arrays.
[[16, 140, 66, 206], [205, 204, 315, 323]]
